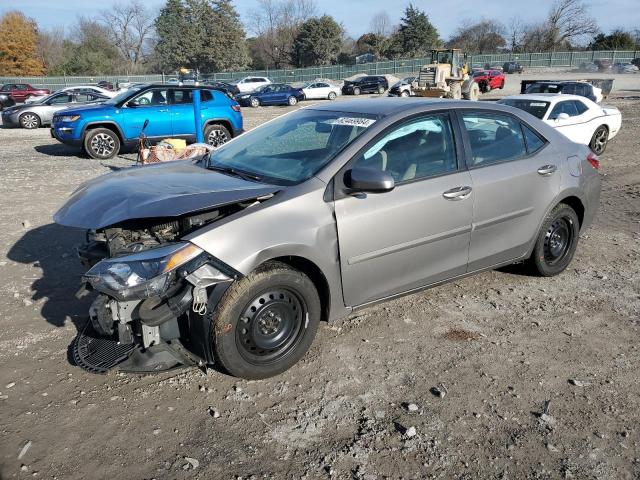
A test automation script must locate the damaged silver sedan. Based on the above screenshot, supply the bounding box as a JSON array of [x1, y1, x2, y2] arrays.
[[55, 99, 601, 378]]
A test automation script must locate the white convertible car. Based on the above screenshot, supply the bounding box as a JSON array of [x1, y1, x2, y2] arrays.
[[499, 94, 621, 154], [301, 81, 341, 100]]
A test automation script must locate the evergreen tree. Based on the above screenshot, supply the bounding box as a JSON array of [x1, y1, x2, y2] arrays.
[[0, 11, 45, 75], [293, 15, 343, 67], [589, 30, 636, 50], [154, 0, 192, 72], [385, 4, 440, 59]]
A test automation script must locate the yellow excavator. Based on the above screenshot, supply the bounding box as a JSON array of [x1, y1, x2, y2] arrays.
[[412, 49, 480, 101]]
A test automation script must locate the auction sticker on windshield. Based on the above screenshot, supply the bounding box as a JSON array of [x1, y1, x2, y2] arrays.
[[332, 117, 376, 127]]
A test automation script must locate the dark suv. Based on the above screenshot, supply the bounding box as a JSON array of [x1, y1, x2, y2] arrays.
[[342, 76, 388, 95], [502, 62, 524, 74], [523, 81, 601, 103]]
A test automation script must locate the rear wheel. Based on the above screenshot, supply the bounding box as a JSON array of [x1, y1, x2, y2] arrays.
[[204, 124, 231, 148], [377, 85, 386, 94], [589, 125, 608, 155], [288, 96, 298, 106], [527, 203, 580, 276], [210, 261, 321, 379], [19, 112, 40, 129], [328, 91, 337, 100], [84, 128, 121, 159]]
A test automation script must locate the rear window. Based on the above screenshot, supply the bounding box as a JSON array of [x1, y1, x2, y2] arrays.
[[522, 124, 546, 153], [527, 84, 560, 94], [499, 99, 550, 119]]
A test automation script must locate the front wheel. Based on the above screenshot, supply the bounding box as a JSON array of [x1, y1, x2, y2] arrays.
[[353, 87, 361, 96], [84, 128, 120, 159], [19, 112, 40, 129], [328, 91, 337, 100], [589, 125, 608, 155], [527, 203, 580, 276], [204, 124, 231, 148], [250, 97, 260, 108], [210, 261, 321, 379], [287, 96, 298, 106], [401, 90, 410, 97]]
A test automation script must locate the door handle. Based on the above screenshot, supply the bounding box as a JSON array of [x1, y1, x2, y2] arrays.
[[537, 165, 557, 176], [443, 186, 472, 200], [157, 108, 169, 112]]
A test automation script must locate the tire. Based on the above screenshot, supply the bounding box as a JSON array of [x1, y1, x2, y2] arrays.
[[500, 80, 505, 89], [19, 112, 40, 129], [83, 128, 121, 159], [210, 261, 321, 379], [589, 125, 608, 155], [250, 97, 260, 108], [204, 123, 231, 148], [353, 87, 361, 96], [401, 90, 410, 97], [463, 82, 480, 101], [527, 203, 580, 277], [287, 96, 298, 106], [377, 86, 386, 94], [446, 82, 462, 100], [328, 91, 337, 100]]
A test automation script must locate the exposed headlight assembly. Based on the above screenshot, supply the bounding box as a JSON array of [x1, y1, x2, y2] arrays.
[[84, 242, 207, 300]]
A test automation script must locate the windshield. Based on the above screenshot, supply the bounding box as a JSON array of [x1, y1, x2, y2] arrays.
[[473, 71, 486, 77], [526, 84, 560, 94], [205, 109, 376, 185], [105, 86, 144, 105], [499, 99, 550, 119]]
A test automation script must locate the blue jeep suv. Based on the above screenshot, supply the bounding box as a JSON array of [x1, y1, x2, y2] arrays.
[[51, 84, 243, 159]]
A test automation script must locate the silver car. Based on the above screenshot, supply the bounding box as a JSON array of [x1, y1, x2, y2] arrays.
[[1, 91, 107, 129], [54, 99, 601, 379]]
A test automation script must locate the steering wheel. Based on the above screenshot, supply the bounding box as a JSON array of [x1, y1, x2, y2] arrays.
[[136, 97, 151, 105]]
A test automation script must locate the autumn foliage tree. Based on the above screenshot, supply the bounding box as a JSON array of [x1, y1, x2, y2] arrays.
[[0, 11, 45, 75]]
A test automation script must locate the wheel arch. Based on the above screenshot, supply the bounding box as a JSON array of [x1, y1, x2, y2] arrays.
[[558, 195, 585, 228], [204, 118, 233, 137], [82, 121, 125, 143]]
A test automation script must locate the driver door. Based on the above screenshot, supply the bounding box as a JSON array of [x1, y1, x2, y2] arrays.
[[334, 113, 473, 307], [121, 88, 171, 140]]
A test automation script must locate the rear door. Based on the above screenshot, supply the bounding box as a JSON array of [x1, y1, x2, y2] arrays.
[[167, 88, 195, 137], [334, 112, 473, 306], [459, 111, 560, 271]]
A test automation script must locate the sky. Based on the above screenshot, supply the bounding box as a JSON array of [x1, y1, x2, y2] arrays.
[[0, 0, 637, 40]]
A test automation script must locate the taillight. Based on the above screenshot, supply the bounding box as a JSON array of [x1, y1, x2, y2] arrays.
[[231, 104, 241, 112], [587, 152, 599, 170]]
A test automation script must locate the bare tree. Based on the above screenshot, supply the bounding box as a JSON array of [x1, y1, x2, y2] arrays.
[[101, 0, 154, 72], [37, 26, 67, 72], [507, 16, 526, 52], [248, 0, 316, 68], [370, 11, 392, 38], [448, 19, 506, 53], [545, 0, 598, 49]]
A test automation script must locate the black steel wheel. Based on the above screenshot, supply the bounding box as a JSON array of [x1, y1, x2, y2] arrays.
[[210, 261, 321, 379], [589, 125, 608, 155], [528, 203, 580, 276]]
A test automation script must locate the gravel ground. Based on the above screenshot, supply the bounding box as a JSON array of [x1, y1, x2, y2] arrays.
[[0, 73, 639, 479]]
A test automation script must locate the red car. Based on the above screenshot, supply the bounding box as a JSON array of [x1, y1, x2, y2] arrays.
[[472, 70, 505, 92], [0, 83, 50, 103]]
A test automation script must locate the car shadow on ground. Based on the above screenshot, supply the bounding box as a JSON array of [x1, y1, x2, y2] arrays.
[[34, 143, 83, 157], [7, 223, 91, 332]]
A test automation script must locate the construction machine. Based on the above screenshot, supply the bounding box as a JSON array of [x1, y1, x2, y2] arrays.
[[412, 49, 480, 101]]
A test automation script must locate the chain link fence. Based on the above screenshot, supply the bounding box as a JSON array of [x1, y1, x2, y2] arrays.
[[1, 50, 638, 91]]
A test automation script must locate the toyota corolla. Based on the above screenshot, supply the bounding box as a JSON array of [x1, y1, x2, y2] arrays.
[[54, 99, 601, 379]]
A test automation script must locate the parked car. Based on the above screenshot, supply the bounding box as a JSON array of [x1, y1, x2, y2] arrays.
[[387, 76, 416, 97], [502, 62, 524, 74], [229, 76, 272, 93], [26, 85, 118, 103], [594, 59, 612, 71], [2, 91, 108, 129], [483, 63, 503, 71], [97, 81, 115, 91], [524, 81, 603, 103], [342, 76, 389, 95], [578, 62, 599, 73], [0, 92, 16, 111], [50, 84, 243, 159], [235, 83, 304, 107], [470, 63, 484, 72], [472, 70, 505, 92], [301, 81, 341, 100], [54, 98, 601, 379], [499, 94, 621, 154], [614, 63, 639, 74], [0, 83, 50, 103], [206, 81, 240, 98]]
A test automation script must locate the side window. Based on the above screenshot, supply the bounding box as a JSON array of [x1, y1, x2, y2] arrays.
[[573, 100, 588, 115], [201, 90, 213, 102], [48, 94, 72, 104], [75, 93, 92, 102], [461, 112, 527, 167], [549, 101, 579, 119], [170, 89, 193, 104], [129, 89, 167, 106], [562, 84, 576, 95], [16, 84, 28, 91], [522, 124, 546, 154], [0, 84, 10, 91], [353, 113, 457, 183]]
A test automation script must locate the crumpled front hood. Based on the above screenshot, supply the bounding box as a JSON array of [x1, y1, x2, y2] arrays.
[[54, 160, 279, 229]]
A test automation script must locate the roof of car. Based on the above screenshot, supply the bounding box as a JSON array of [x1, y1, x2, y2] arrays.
[[531, 80, 591, 85], [502, 93, 593, 104], [307, 98, 518, 117]]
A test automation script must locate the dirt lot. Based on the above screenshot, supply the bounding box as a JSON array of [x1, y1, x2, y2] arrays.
[[1, 74, 639, 480]]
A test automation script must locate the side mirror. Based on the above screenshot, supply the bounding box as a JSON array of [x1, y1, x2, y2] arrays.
[[345, 167, 395, 193], [556, 113, 570, 121]]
